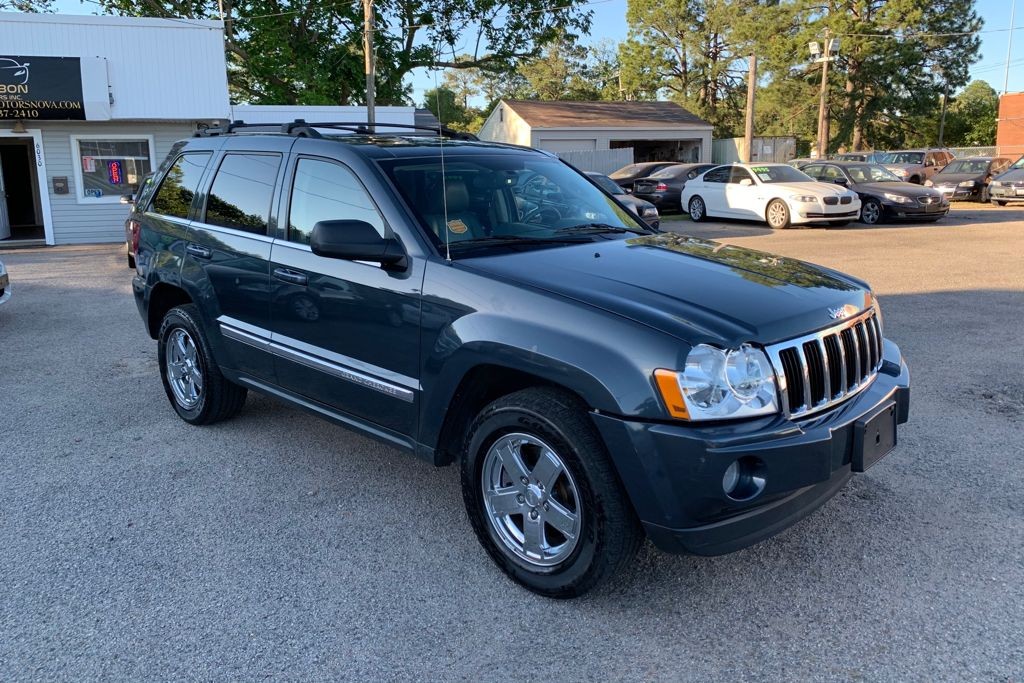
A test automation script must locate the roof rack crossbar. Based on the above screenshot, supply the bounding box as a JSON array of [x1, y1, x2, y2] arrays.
[[196, 119, 477, 141]]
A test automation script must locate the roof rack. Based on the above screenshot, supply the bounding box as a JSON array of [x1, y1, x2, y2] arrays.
[[196, 119, 478, 141]]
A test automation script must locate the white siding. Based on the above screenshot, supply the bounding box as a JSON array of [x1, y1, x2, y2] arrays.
[[41, 121, 195, 244], [0, 12, 229, 120], [477, 103, 531, 146]]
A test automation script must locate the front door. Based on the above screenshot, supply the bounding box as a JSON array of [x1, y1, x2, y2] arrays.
[[268, 155, 421, 438], [725, 166, 761, 218]]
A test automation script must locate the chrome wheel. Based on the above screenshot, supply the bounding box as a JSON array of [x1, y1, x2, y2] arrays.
[[689, 196, 705, 220], [165, 328, 203, 408], [861, 200, 881, 224], [481, 433, 582, 568], [767, 200, 789, 228]]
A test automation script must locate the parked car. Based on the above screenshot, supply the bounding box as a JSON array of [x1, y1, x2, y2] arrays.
[[122, 172, 155, 268], [924, 156, 1014, 202], [682, 163, 862, 229], [631, 163, 716, 212], [131, 123, 910, 598], [832, 152, 884, 163], [0, 258, 9, 306], [585, 172, 660, 229], [878, 148, 953, 184], [800, 161, 948, 225], [989, 156, 1024, 205], [608, 161, 681, 191], [787, 158, 816, 169]]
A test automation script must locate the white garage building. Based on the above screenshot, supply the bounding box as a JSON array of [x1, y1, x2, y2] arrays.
[[478, 100, 714, 168]]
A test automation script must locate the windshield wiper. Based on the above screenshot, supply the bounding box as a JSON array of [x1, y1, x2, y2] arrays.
[[555, 222, 647, 235], [448, 234, 592, 250]]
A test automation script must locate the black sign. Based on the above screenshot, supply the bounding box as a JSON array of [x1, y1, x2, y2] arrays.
[[0, 56, 85, 121]]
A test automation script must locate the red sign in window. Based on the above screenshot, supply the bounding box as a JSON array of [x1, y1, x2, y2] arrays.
[[107, 160, 123, 185]]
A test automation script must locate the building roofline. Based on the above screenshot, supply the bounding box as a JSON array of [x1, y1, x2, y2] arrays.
[[0, 10, 223, 30]]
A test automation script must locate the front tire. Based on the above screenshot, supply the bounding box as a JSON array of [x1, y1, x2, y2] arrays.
[[158, 304, 247, 425], [766, 199, 791, 229], [994, 200, 1008, 207], [460, 388, 642, 598], [688, 195, 707, 222], [860, 197, 883, 225]]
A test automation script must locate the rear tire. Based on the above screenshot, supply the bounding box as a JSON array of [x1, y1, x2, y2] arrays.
[[158, 304, 247, 425], [688, 195, 707, 222], [765, 199, 791, 229], [994, 200, 1007, 207], [460, 387, 642, 598]]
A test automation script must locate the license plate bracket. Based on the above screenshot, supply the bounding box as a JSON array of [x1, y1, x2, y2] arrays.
[[852, 401, 897, 472]]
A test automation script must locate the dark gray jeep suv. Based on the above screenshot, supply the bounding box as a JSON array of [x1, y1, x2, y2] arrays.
[[131, 122, 911, 598]]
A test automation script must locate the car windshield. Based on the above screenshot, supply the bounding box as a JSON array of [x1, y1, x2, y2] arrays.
[[940, 160, 990, 175], [1011, 156, 1024, 169], [610, 163, 656, 178], [588, 173, 625, 195], [880, 152, 924, 165], [649, 166, 684, 179], [836, 154, 865, 161], [845, 164, 902, 183], [379, 155, 649, 253], [749, 165, 814, 183]]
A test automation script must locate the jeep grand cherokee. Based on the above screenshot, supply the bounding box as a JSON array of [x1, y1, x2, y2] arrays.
[[130, 121, 911, 598]]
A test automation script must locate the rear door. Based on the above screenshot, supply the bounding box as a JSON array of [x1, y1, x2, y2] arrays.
[[266, 148, 422, 438], [182, 136, 292, 381], [696, 166, 729, 215]]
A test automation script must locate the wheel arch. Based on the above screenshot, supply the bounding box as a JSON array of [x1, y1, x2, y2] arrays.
[[146, 282, 193, 339]]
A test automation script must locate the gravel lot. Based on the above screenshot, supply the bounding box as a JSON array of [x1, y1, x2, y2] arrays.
[[1, 205, 1022, 681]]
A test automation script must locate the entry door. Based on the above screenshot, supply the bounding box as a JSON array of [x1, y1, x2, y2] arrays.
[[268, 156, 422, 437], [0, 157, 10, 240], [725, 167, 761, 218]]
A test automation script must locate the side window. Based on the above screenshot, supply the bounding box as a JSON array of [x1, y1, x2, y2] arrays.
[[802, 164, 823, 178], [150, 153, 211, 219], [703, 167, 729, 183], [205, 153, 282, 234], [924, 153, 936, 167], [729, 168, 754, 184], [288, 158, 386, 245], [821, 165, 844, 181]]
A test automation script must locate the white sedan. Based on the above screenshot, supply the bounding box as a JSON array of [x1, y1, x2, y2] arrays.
[[682, 163, 862, 229]]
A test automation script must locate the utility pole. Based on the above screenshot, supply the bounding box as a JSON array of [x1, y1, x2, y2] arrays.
[[744, 54, 757, 163], [815, 28, 832, 160], [363, 0, 376, 128], [938, 73, 949, 146], [1005, 0, 1017, 94]]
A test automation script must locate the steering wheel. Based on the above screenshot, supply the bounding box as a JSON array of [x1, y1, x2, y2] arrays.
[[521, 205, 563, 225]]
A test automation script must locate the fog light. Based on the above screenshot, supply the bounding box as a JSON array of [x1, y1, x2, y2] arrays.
[[722, 456, 767, 501]]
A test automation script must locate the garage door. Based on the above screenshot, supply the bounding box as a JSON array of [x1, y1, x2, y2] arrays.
[[537, 139, 597, 153]]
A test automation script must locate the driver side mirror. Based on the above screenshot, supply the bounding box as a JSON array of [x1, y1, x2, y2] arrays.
[[120, 193, 136, 205], [738, 178, 754, 187], [310, 220, 407, 268], [833, 177, 849, 186]]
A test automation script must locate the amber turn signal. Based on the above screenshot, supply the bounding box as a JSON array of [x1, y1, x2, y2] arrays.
[[654, 369, 690, 420]]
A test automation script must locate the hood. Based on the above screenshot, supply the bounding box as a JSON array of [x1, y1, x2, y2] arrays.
[[765, 181, 853, 197], [459, 233, 872, 346], [930, 172, 983, 185], [616, 194, 655, 214], [855, 182, 935, 197], [883, 163, 920, 172]]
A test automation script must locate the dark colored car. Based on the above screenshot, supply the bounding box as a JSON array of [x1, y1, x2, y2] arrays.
[[122, 172, 156, 268], [608, 161, 681, 191], [989, 156, 1024, 205], [131, 122, 910, 598], [800, 161, 948, 225], [585, 172, 660, 229], [631, 163, 716, 212], [924, 156, 1014, 202]]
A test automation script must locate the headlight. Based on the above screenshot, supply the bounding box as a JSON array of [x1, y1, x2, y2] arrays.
[[882, 192, 911, 204], [641, 207, 659, 217], [790, 194, 817, 203], [958, 180, 976, 187], [923, 179, 934, 187], [654, 344, 778, 421]]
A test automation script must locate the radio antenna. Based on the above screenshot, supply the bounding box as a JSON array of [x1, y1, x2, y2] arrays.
[[432, 67, 452, 263]]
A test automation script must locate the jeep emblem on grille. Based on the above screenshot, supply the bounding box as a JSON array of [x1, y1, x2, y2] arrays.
[[828, 304, 858, 320]]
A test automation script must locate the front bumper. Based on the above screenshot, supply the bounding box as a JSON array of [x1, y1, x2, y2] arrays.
[[592, 339, 910, 556], [882, 200, 949, 220], [933, 185, 980, 201], [990, 186, 1024, 201]]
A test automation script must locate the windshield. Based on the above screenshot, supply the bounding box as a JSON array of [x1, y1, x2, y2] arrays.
[[1012, 156, 1024, 169], [379, 155, 649, 253], [940, 160, 989, 175], [750, 165, 814, 183], [588, 173, 625, 195], [846, 164, 902, 183], [880, 152, 924, 165], [610, 163, 655, 178], [649, 165, 684, 179]]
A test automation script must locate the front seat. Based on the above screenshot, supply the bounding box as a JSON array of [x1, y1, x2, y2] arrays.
[[423, 179, 483, 243]]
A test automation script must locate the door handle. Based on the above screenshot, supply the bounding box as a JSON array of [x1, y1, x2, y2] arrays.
[[273, 267, 308, 286], [186, 243, 212, 260]]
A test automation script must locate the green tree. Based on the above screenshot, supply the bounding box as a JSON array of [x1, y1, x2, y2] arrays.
[[91, 0, 593, 106], [422, 86, 471, 129], [943, 79, 999, 147]]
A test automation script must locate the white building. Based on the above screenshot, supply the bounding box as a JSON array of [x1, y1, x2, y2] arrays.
[[478, 99, 714, 167], [0, 12, 232, 245]]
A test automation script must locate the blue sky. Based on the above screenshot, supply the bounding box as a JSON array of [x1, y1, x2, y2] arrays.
[[44, 0, 1024, 103]]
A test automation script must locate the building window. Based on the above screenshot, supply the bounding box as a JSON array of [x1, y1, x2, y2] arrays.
[[72, 136, 155, 203]]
